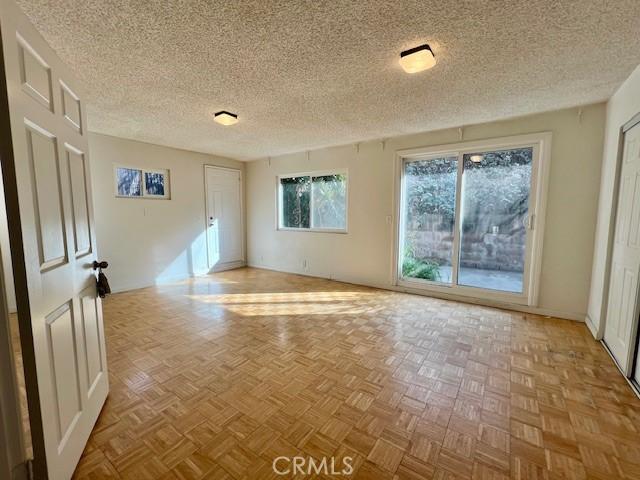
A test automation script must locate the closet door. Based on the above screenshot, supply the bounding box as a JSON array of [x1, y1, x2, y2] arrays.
[[604, 119, 640, 374]]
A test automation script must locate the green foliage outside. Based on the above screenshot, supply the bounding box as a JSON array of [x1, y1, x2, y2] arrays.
[[281, 176, 311, 228], [401, 148, 533, 280], [402, 240, 441, 281], [281, 174, 346, 229], [403, 149, 532, 229], [312, 175, 346, 229], [402, 255, 441, 281]]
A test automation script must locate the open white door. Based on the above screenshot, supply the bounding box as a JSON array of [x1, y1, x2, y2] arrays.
[[0, 1, 109, 478], [604, 119, 640, 374]]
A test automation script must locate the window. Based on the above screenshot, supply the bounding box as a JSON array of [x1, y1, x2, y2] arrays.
[[396, 133, 550, 306], [278, 172, 347, 232]]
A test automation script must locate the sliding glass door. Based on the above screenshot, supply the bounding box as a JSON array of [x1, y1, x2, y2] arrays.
[[397, 135, 547, 305], [458, 148, 532, 293], [401, 155, 458, 284]]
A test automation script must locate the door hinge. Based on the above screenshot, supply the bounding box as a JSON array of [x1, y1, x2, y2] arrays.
[[528, 213, 536, 230]]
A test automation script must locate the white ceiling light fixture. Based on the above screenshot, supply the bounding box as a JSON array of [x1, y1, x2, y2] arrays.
[[399, 44, 436, 73], [214, 110, 239, 126], [470, 154, 484, 163]]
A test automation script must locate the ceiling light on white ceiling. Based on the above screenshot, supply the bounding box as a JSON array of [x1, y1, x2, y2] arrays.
[[25, 0, 640, 160], [399, 44, 436, 73], [214, 111, 238, 126]]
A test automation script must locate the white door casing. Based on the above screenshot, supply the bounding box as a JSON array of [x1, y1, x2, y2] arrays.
[[0, 1, 109, 478], [604, 121, 640, 375], [205, 166, 243, 271]]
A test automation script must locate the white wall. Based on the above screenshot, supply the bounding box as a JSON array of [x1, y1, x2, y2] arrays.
[[247, 104, 606, 320], [89, 133, 245, 292], [587, 65, 640, 337]]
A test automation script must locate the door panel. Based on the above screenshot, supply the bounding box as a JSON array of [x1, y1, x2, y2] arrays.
[[79, 286, 104, 397], [17, 34, 52, 110], [604, 123, 640, 373], [66, 145, 91, 257], [59, 81, 81, 133], [606, 263, 638, 363], [25, 120, 67, 269], [0, 1, 109, 478], [400, 156, 458, 285], [205, 166, 243, 270], [46, 302, 81, 448], [208, 190, 222, 265], [457, 148, 533, 293]]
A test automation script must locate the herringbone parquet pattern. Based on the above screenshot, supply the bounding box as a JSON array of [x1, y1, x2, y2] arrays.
[[26, 268, 640, 478]]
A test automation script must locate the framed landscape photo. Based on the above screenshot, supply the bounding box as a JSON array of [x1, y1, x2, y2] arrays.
[[144, 169, 170, 199], [115, 166, 142, 197], [114, 165, 171, 199]]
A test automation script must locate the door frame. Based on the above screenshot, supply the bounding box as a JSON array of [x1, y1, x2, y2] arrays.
[[601, 112, 640, 375], [0, 21, 37, 479], [203, 164, 245, 271], [0, 271, 27, 480], [392, 132, 552, 307]]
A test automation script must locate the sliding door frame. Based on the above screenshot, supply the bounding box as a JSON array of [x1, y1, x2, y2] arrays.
[[392, 132, 552, 307]]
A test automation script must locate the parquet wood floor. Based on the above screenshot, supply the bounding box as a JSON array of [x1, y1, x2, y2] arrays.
[[15, 267, 640, 479], [9, 312, 32, 459]]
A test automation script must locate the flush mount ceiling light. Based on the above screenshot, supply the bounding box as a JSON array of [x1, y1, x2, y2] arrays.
[[399, 44, 436, 73], [214, 111, 238, 126], [470, 154, 484, 163]]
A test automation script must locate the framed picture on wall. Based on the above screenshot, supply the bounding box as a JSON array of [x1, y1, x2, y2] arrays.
[[144, 169, 170, 199], [115, 166, 142, 197], [114, 165, 171, 199]]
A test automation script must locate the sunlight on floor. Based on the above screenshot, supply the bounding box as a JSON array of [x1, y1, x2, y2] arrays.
[[171, 275, 241, 286], [184, 291, 382, 316]]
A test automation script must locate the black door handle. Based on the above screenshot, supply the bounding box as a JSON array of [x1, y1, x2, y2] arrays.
[[93, 261, 111, 298]]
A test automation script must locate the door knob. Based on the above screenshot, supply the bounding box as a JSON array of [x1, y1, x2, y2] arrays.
[[92, 260, 108, 270]]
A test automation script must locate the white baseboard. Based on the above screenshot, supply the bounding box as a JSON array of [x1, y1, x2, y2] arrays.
[[109, 265, 247, 295], [600, 339, 640, 399], [110, 273, 198, 294], [585, 314, 602, 339], [110, 279, 154, 294], [247, 262, 586, 322], [211, 260, 246, 273]]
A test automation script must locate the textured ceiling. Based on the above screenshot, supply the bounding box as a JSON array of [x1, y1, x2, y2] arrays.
[[15, 0, 640, 160]]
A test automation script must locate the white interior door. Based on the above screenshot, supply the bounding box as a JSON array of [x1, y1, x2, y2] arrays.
[[205, 166, 243, 270], [604, 120, 640, 374], [0, 1, 109, 478]]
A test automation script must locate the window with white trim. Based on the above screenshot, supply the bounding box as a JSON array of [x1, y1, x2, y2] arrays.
[[278, 172, 347, 232]]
